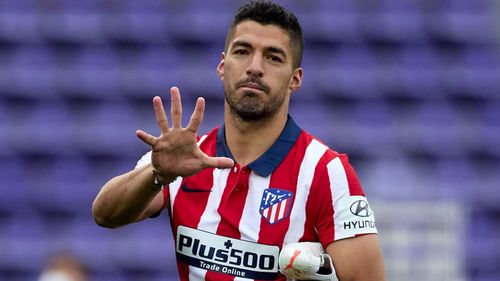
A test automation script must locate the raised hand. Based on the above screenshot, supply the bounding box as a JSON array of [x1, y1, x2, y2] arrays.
[[136, 87, 234, 184]]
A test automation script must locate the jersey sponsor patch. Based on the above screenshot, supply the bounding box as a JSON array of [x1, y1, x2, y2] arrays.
[[176, 226, 280, 280], [259, 188, 293, 224], [335, 196, 377, 240]]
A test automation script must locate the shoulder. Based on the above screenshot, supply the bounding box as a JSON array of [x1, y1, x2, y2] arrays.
[[297, 130, 363, 192], [296, 130, 346, 164], [197, 127, 219, 147]]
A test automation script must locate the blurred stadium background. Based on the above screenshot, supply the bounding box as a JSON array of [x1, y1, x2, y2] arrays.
[[0, 0, 499, 280]]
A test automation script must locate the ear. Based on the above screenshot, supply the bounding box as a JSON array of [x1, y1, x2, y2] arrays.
[[216, 52, 226, 81], [289, 67, 303, 92]]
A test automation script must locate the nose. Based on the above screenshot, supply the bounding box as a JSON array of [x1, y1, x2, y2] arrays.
[[246, 54, 264, 77]]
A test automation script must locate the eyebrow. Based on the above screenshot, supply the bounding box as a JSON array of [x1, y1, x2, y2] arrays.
[[231, 40, 252, 49], [266, 46, 287, 59], [231, 40, 288, 59]]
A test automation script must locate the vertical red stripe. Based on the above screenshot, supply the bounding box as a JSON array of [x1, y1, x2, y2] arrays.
[[204, 166, 251, 281], [285, 197, 291, 211], [257, 132, 309, 248], [304, 151, 336, 245], [170, 130, 218, 281], [273, 200, 282, 223], [266, 207, 272, 222], [339, 155, 365, 196]]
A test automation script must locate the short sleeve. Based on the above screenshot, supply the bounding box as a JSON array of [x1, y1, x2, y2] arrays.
[[316, 155, 377, 247], [135, 151, 152, 169], [330, 156, 377, 240]]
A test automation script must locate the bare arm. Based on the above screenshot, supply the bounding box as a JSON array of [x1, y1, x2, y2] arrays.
[[92, 164, 166, 228], [326, 234, 386, 281], [92, 87, 233, 228]]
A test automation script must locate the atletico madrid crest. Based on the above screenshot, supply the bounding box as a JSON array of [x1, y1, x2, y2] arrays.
[[259, 188, 293, 224]]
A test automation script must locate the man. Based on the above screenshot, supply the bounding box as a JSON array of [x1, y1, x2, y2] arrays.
[[92, 1, 385, 281]]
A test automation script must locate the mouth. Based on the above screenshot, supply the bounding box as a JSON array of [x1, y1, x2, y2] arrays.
[[240, 83, 263, 90], [239, 83, 267, 94]]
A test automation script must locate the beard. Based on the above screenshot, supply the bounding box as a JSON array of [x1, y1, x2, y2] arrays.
[[224, 76, 288, 123]]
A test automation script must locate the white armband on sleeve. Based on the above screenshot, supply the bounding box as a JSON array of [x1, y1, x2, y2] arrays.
[[135, 151, 152, 169], [279, 242, 338, 281]]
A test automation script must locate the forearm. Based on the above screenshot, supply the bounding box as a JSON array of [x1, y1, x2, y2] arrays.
[[92, 164, 163, 228]]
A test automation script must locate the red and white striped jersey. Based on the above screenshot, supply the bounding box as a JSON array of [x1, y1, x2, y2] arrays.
[[136, 117, 377, 281]]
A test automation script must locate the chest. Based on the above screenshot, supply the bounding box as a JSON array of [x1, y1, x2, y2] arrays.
[[168, 164, 309, 245]]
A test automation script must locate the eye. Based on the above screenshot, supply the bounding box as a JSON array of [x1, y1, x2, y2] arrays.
[[233, 49, 249, 56], [267, 55, 283, 63]]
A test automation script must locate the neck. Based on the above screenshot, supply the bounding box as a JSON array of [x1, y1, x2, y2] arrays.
[[224, 105, 288, 166]]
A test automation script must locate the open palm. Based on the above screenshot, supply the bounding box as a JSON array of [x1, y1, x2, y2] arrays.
[[136, 87, 234, 183]]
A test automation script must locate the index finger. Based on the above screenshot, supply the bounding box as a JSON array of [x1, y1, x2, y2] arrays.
[[186, 97, 205, 133], [153, 96, 169, 134]]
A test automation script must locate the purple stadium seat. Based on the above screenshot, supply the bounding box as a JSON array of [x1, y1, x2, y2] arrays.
[[299, 48, 335, 98], [291, 52, 322, 101], [0, 0, 37, 10], [315, 0, 358, 10], [432, 157, 475, 200], [166, 9, 231, 45], [104, 10, 170, 44], [300, 10, 362, 44], [361, 156, 433, 200], [413, 100, 464, 157], [459, 47, 500, 98], [479, 101, 500, 157], [39, 10, 104, 44], [0, 156, 31, 216], [392, 46, 443, 98], [289, 101, 340, 147], [109, 219, 177, 274], [361, 11, 426, 43], [1, 1, 499, 280], [0, 51, 15, 97], [377, 0, 422, 11], [72, 100, 144, 156], [0, 9, 41, 43], [70, 214, 176, 275], [0, 103, 10, 155], [60, 217, 119, 272], [92, 273, 128, 281], [23, 155, 91, 216], [124, 0, 169, 11], [122, 46, 183, 98], [0, 215, 48, 272], [183, 0, 240, 13], [317, 46, 381, 98], [57, 0, 100, 11], [1, 215, 44, 239], [8, 46, 56, 99], [443, 11, 496, 44], [426, 7, 496, 45], [433, 0, 490, 11], [352, 99, 397, 156], [57, 46, 121, 99], [176, 46, 226, 100], [9, 101, 73, 155], [74, 46, 119, 98]]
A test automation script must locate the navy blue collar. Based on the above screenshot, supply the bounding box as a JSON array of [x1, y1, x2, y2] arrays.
[[216, 115, 302, 177]]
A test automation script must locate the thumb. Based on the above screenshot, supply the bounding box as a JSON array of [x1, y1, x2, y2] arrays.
[[203, 156, 234, 169], [136, 130, 157, 146]]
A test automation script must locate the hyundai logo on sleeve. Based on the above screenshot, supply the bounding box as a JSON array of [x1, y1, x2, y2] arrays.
[[349, 199, 372, 217]]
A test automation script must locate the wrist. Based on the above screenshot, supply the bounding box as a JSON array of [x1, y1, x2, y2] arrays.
[[151, 168, 178, 188]]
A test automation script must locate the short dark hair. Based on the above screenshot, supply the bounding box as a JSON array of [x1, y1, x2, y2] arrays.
[[224, 0, 303, 69]]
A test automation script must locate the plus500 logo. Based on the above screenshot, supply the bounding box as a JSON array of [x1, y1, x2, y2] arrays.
[[178, 234, 276, 270]]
